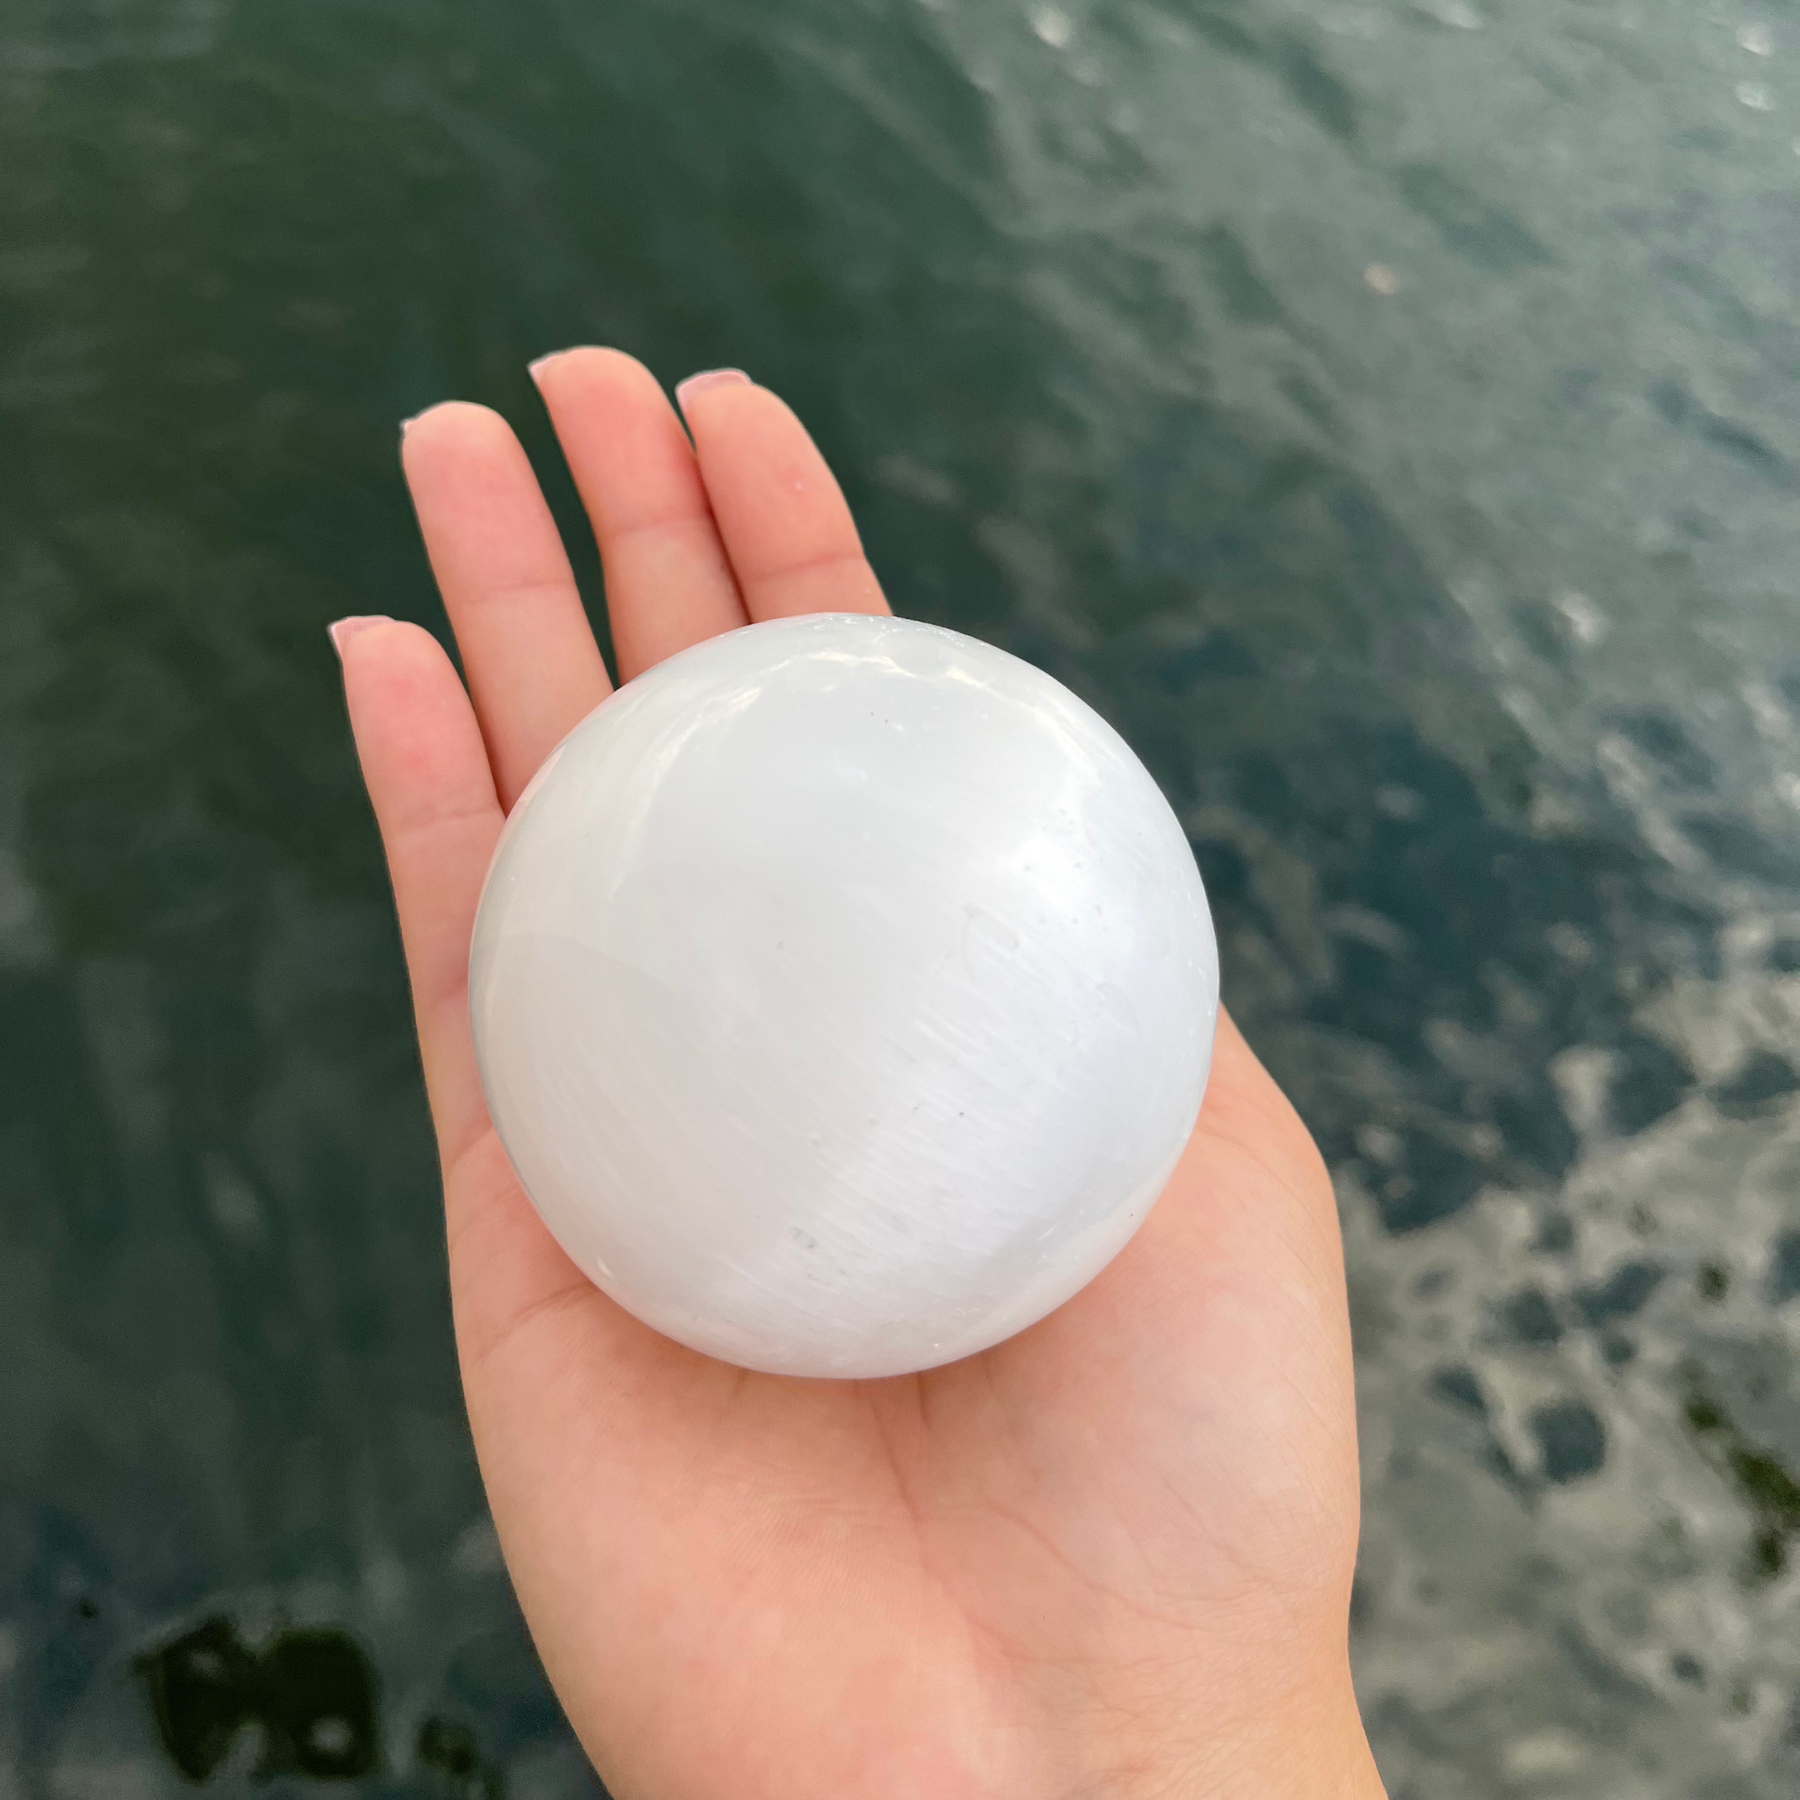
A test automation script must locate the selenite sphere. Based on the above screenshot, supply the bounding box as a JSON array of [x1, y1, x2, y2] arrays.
[[469, 613, 1219, 1379]]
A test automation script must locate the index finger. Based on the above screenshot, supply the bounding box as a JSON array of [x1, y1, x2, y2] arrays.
[[675, 377, 890, 621]]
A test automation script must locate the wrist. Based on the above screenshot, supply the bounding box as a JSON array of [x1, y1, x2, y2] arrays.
[[1061, 1662, 1385, 1800]]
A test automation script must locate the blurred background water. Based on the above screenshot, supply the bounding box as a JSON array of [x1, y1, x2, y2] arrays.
[[2, 0, 1798, 1792]]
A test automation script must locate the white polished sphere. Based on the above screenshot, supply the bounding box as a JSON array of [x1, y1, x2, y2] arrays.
[[470, 614, 1218, 1379]]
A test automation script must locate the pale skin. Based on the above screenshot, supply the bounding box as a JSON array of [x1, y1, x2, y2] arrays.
[[334, 349, 1387, 1800]]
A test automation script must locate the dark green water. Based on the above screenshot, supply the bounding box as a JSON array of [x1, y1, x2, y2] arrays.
[[4, 0, 1799, 1792]]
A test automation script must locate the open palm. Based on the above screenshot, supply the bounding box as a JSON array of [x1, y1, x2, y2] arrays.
[[336, 350, 1383, 1800]]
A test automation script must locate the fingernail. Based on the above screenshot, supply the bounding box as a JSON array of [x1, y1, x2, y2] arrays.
[[528, 347, 589, 380], [329, 615, 391, 660], [675, 368, 750, 409], [400, 408, 435, 437]]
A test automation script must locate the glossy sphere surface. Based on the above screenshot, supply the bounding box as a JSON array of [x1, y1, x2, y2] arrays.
[[470, 614, 1219, 1378]]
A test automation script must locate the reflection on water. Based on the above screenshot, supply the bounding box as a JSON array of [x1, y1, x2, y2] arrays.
[[2, 0, 1797, 1792]]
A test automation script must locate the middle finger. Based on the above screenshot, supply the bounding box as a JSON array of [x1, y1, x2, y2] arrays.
[[531, 347, 749, 681]]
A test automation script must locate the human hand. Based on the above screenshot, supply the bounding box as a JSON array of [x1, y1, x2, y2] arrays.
[[335, 350, 1385, 1800]]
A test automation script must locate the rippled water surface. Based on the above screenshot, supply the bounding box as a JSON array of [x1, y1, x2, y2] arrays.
[[3, 0, 1798, 1792]]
